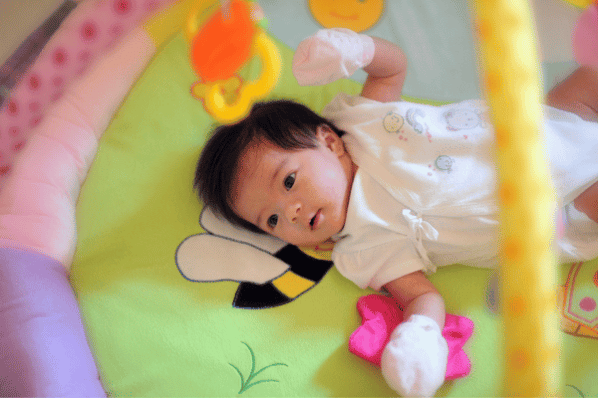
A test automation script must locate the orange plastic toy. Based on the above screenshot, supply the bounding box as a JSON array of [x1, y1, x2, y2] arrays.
[[187, 0, 281, 124], [189, 0, 255, 82]]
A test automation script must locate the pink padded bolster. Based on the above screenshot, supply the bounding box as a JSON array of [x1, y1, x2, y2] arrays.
[[0, 27, 156, 268]]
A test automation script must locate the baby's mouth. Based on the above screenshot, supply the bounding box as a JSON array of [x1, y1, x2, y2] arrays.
[[310, 209, 321, 230]]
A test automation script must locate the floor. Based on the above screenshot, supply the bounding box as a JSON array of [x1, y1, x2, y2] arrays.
[[0, 0, 66, 65]]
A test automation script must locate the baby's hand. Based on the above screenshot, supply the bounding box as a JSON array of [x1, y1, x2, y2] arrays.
[[381, 314, 448, 397], [292, 28, 375, 86]]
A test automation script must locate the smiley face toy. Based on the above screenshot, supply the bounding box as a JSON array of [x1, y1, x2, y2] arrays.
[[308, 0, 384, 32]]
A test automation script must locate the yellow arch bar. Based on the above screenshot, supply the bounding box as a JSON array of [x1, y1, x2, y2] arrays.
[[472, 0, 561, 396]]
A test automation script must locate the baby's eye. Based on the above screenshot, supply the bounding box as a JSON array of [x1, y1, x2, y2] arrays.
[[267, 214, 278, 228], [284, 173, 296, 190]]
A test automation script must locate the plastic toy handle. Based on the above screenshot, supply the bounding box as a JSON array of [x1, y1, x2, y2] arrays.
[[185, 5, 200, 44], [185, 1, 218, 44], [204, 30, 281, 124]]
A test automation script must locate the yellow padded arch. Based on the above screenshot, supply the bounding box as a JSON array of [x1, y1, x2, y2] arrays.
[[472, 0, 561, 396]]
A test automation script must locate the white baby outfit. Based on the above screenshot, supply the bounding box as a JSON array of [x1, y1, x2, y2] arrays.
[[323, 93, 598, 290]]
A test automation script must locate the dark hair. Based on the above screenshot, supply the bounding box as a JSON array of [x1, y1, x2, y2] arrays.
[[194, 99, 345, 234]]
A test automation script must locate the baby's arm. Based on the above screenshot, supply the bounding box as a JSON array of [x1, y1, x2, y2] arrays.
[[381, 271, 448, 397], [292, 29, 407, 102], [360, 37, 407, 103], [384, 270, 445, 329]]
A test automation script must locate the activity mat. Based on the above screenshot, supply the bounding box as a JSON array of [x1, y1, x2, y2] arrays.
[[1, 0, 597, 396]]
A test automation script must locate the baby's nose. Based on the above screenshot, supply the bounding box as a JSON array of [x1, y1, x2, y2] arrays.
[[285, 202, 301, 224]]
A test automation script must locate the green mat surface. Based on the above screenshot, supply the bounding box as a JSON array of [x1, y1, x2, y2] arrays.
[[71, 30, 598, 397]]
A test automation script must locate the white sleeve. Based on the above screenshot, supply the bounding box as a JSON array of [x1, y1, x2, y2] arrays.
[[332, 238, 425, 291]]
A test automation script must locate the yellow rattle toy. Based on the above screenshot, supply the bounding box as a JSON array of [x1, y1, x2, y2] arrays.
[[186, 0, 281, 124]]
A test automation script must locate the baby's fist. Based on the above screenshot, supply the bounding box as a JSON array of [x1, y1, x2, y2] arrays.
[[381, 315, 448, 397], [292, 28, 374, 86]]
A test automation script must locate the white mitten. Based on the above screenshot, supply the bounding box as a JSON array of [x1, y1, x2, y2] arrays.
[[292, 28, 375, 86], [380, 315, 448, 397]]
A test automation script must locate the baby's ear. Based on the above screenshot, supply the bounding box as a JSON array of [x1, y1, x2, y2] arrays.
[[316, 125, 345, 155]]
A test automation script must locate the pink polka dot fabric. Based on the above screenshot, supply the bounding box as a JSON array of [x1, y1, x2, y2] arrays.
[[0, 0, 175, 190]]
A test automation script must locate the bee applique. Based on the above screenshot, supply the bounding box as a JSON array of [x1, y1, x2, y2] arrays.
[[176, 207, 333, 309]]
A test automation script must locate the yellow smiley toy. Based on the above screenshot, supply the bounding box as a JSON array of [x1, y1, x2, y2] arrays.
[[308, 0, 384, 32]]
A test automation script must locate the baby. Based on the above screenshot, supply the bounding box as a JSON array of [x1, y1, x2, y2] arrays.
[[195, 29, 598, 396]]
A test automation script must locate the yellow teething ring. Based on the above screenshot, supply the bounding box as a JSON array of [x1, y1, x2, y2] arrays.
[[204, 30, 281, 124], [472, 0, 561, 396]]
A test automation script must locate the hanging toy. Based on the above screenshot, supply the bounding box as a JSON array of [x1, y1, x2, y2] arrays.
[[186, 0, 281, 124]]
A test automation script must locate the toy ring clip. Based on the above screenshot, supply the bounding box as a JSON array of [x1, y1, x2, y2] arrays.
[[187, 0, 281, 124]]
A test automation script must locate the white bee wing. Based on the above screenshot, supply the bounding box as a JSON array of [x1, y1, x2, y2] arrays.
[[200, 207, 286, 254], [176, 233, 289, 284]]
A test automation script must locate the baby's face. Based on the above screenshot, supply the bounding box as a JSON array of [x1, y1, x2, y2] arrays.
[[232, 126, 355, 247]]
